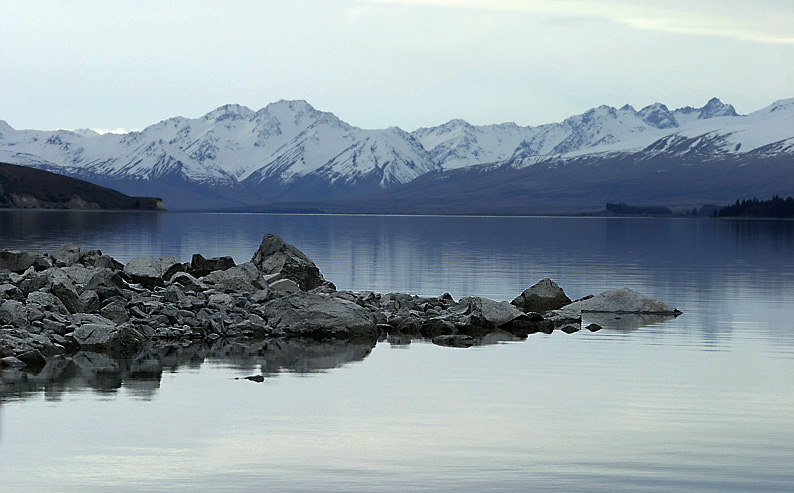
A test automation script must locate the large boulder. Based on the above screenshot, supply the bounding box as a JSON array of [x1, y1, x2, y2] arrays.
[[169, 272, 207, 293], [0, 250, 38, 273], [440, 296, 524, 335], [87, 268, 125, 301], [201, 262, 266, 293], [123, 256, 180, 288], [51, 243, 81, 267], [511, 278, 571, 313], [71, 323, 144, 355], [250, 234, 329, 291], [189, 254, 235, 277], [47, 268, 83, 314], [0, 299, 29, 328], [262, 292, 377, 339], [26, 291, 69, 315], [0, 283, 24, 302], [546, 288, 681, 327]]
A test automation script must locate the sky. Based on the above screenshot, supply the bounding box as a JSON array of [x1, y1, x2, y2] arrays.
[[2, 0, 793, 133]]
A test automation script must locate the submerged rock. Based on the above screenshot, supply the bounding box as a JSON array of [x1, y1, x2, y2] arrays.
[[552, 288, 680, 316], [546, 287, 681, 328]]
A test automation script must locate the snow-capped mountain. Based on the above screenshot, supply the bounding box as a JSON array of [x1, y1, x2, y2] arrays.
[[1, 97, 792, 211], [0, 100, 440, 208], [413, 97, 751, 168]]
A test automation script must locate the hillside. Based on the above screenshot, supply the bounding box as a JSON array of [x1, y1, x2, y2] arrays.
[[0, 162, 164, 210]]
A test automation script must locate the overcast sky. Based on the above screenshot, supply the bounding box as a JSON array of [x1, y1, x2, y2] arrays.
[[2, 0, 793, 133]]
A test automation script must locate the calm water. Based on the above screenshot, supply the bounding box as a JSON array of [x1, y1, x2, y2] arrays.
[[1, 211, 793, 492]]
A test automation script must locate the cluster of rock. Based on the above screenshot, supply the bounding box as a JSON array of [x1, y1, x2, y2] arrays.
[[1, 233, 681, 370]]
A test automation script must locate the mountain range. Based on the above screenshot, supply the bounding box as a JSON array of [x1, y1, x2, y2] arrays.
[[1, 97, 792, 213]]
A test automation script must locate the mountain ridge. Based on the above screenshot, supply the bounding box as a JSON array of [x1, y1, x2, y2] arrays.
[[1, 97, 792, 211]]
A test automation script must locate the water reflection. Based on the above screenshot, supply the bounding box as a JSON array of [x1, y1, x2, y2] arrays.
[[0, 308, 688, 402], [581, 312, 679, 332], [0, 338, 378, 403]]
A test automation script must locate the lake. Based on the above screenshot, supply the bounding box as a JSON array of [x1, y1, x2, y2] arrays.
[[1, 211, 793, 492]]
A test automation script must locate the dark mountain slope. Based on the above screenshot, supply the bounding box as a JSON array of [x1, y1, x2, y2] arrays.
[[0, 162, 164, 210], [260, 149, 794, 215]]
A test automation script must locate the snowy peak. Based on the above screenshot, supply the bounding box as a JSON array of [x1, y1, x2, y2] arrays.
[[752, 97, 794, 116], [255, 99, 328, 127], [0, 120, 14, 136], [699, 97, 738, 119], [638, 103, 677, 129], [201, 104, 255, 122]]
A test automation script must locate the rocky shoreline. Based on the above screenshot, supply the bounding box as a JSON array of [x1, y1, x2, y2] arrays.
[[1, 233, 681, 370]]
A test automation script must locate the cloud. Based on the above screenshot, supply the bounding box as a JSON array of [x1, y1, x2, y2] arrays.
[[362, 0, 794, 45]]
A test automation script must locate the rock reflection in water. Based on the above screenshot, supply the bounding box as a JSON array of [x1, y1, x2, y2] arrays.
[[0, 337, 376, 402], [581, 312, 679, 332]]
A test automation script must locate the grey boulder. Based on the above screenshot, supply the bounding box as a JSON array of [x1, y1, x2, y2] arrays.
[[0, 299, 29, 328], [201, 262, 265, 293], [46, 269, 83, 314], [263, 292, 376, 339], [51, 243, 81, 267], [123, 256, 180, 288], [546, 288, 681, 327], [443, 296, 525, 335], [71, 323, 144, 354], [511, 278, 572, 313], [251, 234, 329, 291], [0, 250, 38, 273]]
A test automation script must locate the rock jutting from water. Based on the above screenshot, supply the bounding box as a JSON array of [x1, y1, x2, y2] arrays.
[[0, 234, 682, 369]]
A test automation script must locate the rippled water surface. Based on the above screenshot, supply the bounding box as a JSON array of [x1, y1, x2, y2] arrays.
[[1, 211, 793, 492]]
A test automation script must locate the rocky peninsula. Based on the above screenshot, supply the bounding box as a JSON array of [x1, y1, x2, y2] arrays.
[[1, 234, 681, 370]]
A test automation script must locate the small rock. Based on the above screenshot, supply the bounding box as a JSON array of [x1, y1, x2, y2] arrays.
[[79, 290, 101, 313], [0, 283, 24, 302], [1, 356, 26, 368], [269, 278, 300, 294], [100, 300, 129, 324], [0, 299, 29, 328]]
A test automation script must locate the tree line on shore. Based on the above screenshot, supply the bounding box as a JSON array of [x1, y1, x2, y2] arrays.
[[716, 195, 794, 218]]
